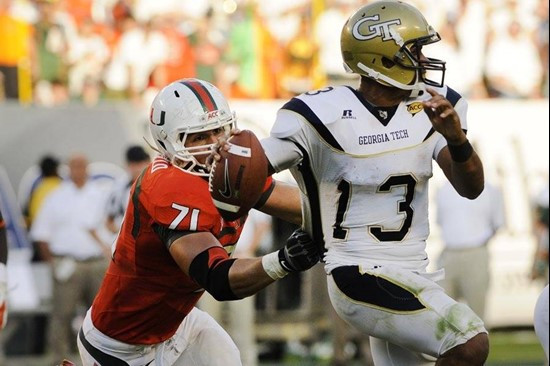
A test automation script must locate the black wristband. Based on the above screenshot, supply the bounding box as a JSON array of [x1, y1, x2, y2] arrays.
[[254, 179, 275, 209], [448, 140, 473, 163]]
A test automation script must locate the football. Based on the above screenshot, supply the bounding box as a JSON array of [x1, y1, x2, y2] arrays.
[[209, 130, 268, 221]]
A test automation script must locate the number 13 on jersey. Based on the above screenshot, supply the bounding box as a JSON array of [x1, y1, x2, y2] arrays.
[[332, 174, 417, 242]]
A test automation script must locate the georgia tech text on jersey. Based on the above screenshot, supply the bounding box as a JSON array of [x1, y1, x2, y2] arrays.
[[358, 129, 409, 145]]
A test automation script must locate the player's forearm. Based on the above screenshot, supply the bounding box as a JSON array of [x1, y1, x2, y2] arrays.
[[449, 151, 484, 199], [260, 181, 302, 225], [228, 258, 275, 298]]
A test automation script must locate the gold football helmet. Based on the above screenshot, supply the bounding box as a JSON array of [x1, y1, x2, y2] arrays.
[[341, 0, 446, 96]]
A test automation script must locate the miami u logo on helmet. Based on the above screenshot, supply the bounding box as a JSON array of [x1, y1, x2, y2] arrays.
[[149, 108, 166, 126]]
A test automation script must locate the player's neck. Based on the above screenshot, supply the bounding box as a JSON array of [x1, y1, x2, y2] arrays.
[[357, 77, 409, 107]]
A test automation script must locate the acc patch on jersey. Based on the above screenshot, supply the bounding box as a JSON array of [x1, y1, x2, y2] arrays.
[[407, 102, 424, 116]]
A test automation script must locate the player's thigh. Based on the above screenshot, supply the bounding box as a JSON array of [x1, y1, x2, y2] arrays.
[[370, 336, 434, 366], [166, 307, 242, 366], [78, 310, 155, 366], [327, 265, 487, 357]]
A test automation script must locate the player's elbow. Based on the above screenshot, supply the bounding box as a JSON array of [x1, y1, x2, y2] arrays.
[[456, 185, 482, 200], [189, 250, 241, 301], [454, 172, 484, 200], [463, 189, 482, 200]]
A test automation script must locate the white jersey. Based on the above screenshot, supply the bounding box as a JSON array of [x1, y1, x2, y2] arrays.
[[262, 85, 467, 273]]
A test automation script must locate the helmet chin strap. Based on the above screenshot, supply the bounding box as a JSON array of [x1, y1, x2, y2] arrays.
[[143, 136, 161, 154], [356, 62, 426, 98]]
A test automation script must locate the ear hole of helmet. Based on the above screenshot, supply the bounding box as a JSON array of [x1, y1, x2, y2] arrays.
[[157, 140, 167, 151], [381, 57, 396, 68]]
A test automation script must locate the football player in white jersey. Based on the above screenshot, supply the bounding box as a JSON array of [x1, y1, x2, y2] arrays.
[[260, 1, 488, 365]]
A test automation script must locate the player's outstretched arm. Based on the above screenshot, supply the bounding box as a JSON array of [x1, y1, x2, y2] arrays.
[[423, 88, 484, 199], [258, 180, 302, 226], [169, 229, 320, 300]]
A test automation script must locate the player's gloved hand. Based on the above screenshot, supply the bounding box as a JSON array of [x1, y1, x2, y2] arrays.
[[0, 263, 8, 329], [278, 229, 321, 272], [262, 229, 321, 280], [206, 128, 241, 169]]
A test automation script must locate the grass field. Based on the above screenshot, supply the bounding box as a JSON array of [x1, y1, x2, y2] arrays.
[[487, 329, 546, 365], [3, 328, 547, 366], [260, 328, 547, 366]]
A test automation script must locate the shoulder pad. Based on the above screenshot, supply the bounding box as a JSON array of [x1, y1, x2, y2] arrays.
[[445, 86, 462, 107], [270, 108, 303, 139], [287, 86, 351, 127]]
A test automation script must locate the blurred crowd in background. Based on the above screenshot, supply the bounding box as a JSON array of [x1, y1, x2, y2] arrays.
[[0, 0, 548, 108]]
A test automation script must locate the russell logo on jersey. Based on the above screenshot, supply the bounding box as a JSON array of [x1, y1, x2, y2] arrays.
[[342, 110, 356, 119]]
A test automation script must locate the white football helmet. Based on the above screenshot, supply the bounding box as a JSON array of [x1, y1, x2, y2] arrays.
[[149, 79, 236, 176]]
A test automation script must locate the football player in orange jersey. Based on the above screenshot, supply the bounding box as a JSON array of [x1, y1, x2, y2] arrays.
[[77, 79, 320, 366]]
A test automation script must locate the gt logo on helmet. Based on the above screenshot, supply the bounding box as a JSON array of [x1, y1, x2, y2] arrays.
[[352, 15, 401, 41]]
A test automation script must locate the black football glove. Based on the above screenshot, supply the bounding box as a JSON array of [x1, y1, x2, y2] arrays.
[[278, 229, 321, 272]]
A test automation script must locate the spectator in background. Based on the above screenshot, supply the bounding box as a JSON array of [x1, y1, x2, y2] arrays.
[[65, 19, 109, 105], [193, 9, 223, 84], [485, 19, 543, 98], [280, 14, 317, 97], [117, 17, 169, 103], [436, 178, 505, 320], [100, 14, 135, 100], [24, 154, 62, 229], [223, 3, 279, 99], [102, 16, 169, 104], [153, 14, 196, 88], [452, 0, 489, 99], [63, 0, 93, 28], [535, 0, 549, 97], [105, 145, 150, 235], [0, 0, 34, 101], [222, 5, 258, 98], [314, 0, 358, 87], [33, 0, 71, 106], [427, 21, 468, 96], [0, 208, 8, 330], [30, 153, 111, 364]]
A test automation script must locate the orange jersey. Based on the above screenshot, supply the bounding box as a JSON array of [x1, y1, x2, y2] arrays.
[[91, 157, 245, 344]]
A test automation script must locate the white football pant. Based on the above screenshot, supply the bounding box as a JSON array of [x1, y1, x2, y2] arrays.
[[78, 307, 242, 366], [327, 264, 487, 366]]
